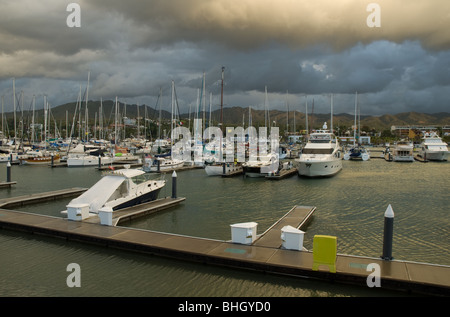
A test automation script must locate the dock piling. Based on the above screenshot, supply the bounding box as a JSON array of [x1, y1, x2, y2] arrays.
[[172, 170, 177, 198], [6, 162, 11, 183], [381, 204, 394, 260]]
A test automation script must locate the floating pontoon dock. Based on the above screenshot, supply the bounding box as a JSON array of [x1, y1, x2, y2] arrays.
[[0, 192, 448, 296]]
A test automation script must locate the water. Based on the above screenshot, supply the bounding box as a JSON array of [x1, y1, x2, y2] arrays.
[[0, 156, 448, 297]]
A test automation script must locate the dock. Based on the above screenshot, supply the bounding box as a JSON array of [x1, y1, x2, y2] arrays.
[[0, 196, 449, 296], [0, 181, 17, 188], [84, 196, 186, 226], [253, 205, 314, 248], [0, 187, 87, 208], [265, 168, 297, 180]]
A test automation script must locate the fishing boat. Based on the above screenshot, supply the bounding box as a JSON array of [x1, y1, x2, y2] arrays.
[[63, 167, 165, 218], [295, 123, 342, 178], [20, 150, 61, 165], [418, 132, 449, 161], [392, 140, 414, 162]]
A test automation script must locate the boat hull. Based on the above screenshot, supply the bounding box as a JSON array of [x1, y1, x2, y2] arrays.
[[22, 155, 61, 165], [112, 187, 163, 211], [419, 151, 448, 161], [205, 163, 243, 176], [67, 155, 114, 167], [297, 159, 342, 178]]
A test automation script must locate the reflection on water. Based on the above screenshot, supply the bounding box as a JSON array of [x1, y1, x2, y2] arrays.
[[1, 158, 448, 296]]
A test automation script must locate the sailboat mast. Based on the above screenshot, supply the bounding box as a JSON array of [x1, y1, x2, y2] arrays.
[[85, 70, 90, 141], [330, 94, 333, 133], [354, 92, 357, 146], [13, 78, 16, 141], [32, 95, 35, 143], [220, 66, 224, 128]]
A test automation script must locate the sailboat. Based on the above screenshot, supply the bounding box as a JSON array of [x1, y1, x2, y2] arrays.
[[204, 67, 244, 176], [343, 92, 370, 161]]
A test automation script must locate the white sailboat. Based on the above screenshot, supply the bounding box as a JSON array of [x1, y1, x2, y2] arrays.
[[343, 92, 370, 161]]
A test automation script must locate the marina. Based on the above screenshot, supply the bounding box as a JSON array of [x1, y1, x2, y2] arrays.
[[0, 156, 448, 297], [0, 201, 448, 296]]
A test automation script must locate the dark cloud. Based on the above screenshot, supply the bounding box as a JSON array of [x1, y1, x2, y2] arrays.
[[0, 1, 449, 116]]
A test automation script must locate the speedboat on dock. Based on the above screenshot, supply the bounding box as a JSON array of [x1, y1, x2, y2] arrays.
[[63, 167, 165, 220]]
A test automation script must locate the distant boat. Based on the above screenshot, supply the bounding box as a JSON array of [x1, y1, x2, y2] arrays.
[[20, 150, 61, 165], [418, 132, 449, 161], [343, 92, 370, 161], [205, 162, 243, 176], [63, 167, 165, 217], [343, 145, 370, 161], [295, 123, 342, 178], [242, 153, 278, 178], [67, 144, 114, 167], [143, 156, 184, 172], [392, 140, 414, 162]]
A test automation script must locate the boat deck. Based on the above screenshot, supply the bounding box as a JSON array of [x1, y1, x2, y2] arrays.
[[0, 195, 449, 296]]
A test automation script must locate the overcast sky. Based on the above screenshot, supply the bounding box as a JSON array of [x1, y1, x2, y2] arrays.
[[0, 0, 449, 116]]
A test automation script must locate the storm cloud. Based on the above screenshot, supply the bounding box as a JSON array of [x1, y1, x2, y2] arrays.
[[0, 0, 449, 116]]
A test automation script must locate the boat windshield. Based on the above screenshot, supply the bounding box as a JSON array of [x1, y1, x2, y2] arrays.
[[131, 173, 162, 185], [302, 148, 334, 154]]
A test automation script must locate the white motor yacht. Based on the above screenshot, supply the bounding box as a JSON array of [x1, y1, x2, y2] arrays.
[[392, 140, 414, 162], [418, 132, 449, 161], [296, 124, 342, 178]]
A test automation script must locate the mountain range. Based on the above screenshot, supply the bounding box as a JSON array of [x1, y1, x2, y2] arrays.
[[5, 99, 449, 132]]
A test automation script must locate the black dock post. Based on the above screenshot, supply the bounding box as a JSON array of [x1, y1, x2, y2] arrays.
[[381, 204, 394, 260], [171, 171, 177, 198], [6, 162, 11, 183]]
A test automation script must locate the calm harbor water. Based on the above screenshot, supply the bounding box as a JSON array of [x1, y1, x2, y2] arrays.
[[0, 154, 448, 297]]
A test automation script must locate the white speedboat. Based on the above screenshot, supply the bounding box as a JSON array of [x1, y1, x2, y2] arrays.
[[392, 140, 414, 162], [296, 125, 342, 178], [63, 167, 165, 218], [242, 153, 279, 178], [418, 132, 449, 161]]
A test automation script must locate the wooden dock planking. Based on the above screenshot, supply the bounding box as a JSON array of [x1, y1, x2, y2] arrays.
[[0, 200, 449, 295], [253, 205, 315, 248]]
